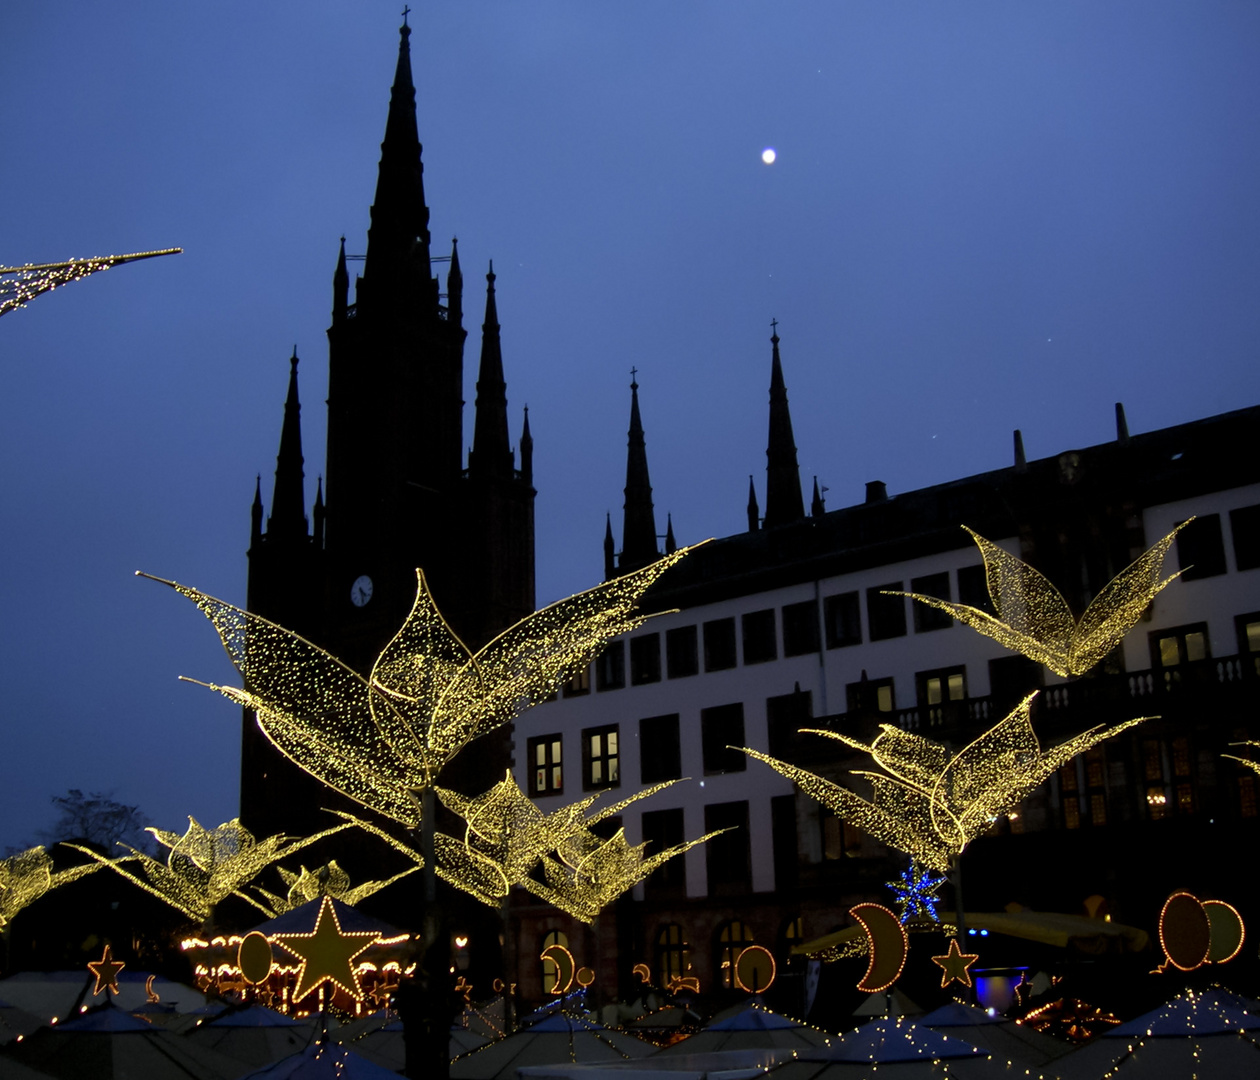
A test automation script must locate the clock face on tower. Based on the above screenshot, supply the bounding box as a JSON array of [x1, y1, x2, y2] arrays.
[[350, 575, 374, 608]]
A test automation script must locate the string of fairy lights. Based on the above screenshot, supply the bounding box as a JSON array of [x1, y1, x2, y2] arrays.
[[0, 249, 180, 317]]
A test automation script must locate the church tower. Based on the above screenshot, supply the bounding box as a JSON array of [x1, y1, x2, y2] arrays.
[[245, 19, 536, 838]]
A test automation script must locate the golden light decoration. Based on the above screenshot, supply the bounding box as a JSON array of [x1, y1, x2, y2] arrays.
[[541, 943, 576, 995], [87, 944, 126, 996], [745, 693, 1144, 873], [848, 905, 907, 993], [251, 859, 418, 918], [931, 938, 979, 989], [143, 546, 696, 826], [0, 846, 102, 930], [336, 772, 719, 922], [272, 895, 378, 1003], [0, 249, 181, 317], [892, 523, 1188, 677], [733, 945, 777, 993], [69, 817, 352, 925]]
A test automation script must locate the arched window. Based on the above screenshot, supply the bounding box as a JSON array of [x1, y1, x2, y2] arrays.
[[779, 915, 804, 969], [540, 930, 569, 994], [715, 919, 755, 990], [655, 923, 690, 988]]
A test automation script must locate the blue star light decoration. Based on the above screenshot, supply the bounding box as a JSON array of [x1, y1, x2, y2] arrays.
[[888, 863, 947, 924]]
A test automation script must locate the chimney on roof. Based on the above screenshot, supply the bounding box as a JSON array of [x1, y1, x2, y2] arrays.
[[865, 480, 887, 504], [1115, 402, 1130, 445]]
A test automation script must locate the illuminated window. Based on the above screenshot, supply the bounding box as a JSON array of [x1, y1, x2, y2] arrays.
[[919, 668, 966, 705], [1060, 762, 1079, 792], [666, 625, 698, 679], [655, 923, 690, 987], [630, 633, 661, 685], [911, 572, 952, 632], [1171, 737, 1192, 777], [1176, 783, 1194, 815], [846, 676, 894, 714], [595, 642, 625, 691], [782, 600, 820, 656], [540, 930, 568, 993], [824, 591, 862, 648], [1147, 786, 1169, 821], [583, 725, 619, 790], [715, 920, 755, 990], [1235, 613, 1260, 676], [1143, 740, 1165, 782], [563, 665, 590, 697], [1085, 747, 1106, 789], [703, 618, 736, 671], [742, 609, 777, 665], [528, 735, 562, 796], [1150, 623, 1210, 668], [867, 584, 907, 640]]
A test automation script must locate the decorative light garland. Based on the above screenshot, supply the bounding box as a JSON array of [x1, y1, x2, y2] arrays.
[[0, 249, 181, 317]]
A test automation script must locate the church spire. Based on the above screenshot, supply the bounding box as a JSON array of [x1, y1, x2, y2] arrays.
[[665, 513, 677, 555], [811, 476, 826, 518], [762, 321, 805, 529], [332, 236, 348, 323], [747, 475, 760, 533], [604, 513, 616, 581], [267, 349, 309, 543], [446, 236, 463, 325], [470, 262, 512, 478], [362, 17, 434, 309], [620, 372, 659, 574], [519, 405, 533, 485]]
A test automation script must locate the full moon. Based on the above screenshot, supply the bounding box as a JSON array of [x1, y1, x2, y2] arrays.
[[761, 148, 776, 164]]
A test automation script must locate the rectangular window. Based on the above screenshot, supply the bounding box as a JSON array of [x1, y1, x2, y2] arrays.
[[563, 664, 591, 697], [1176, 514, 1227, 580], [956, 564, 995, 614], [771, 794, 798, 891], [781, 600, 820, 656], [824, 591, 862, 648], [700, 703, 746, 775], [846, 677, 894, 714], [1147, 786, 1169, 820], [1063, 794, 1081, 829], [1149, 623, 1210, 667], [1059, 761, 1079, 792], [1176, 782, 1194, 815], [528, 735, 563, 796], [1230, 504, 1260, 571], [595, 642, 625, 691], [666, 625, 699, 679], [583, 725, 620, 790], [1089, 793, 1108, 826], [639, 714, 682, 784], [742, 609, 777, 665], [1143, 740, 1165, 782], [704, 801, 751, 894], [910, 572, 953, 633], [917, 667, 967, 706], [630, 633, 662, 685], [867, 584, 907, 641], [641, 807, 686, 890], [703, 617, 737, 672], [1236, 613, 1260, 676], [1172, 736, 1192, 777], [1085, 746, 1106, 789], [766, 689, 813, 759]]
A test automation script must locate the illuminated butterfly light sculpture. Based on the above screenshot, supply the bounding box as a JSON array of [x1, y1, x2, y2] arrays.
[[743, 523, 1188, 877], [0, 846, 103, 931], [141, 545, 716, 922]]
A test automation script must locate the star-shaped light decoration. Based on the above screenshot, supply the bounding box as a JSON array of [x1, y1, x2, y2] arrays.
[[931, 939, 979, 989], [88, 944, 126, 996], [892, 523, 1188, 677], [273, 895, 378, 1003], [888, 863, 947, 924]]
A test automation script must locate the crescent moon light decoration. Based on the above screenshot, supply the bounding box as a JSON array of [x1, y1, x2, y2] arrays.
[[850, 903, 909, 993], [540, 944, 576, 995]]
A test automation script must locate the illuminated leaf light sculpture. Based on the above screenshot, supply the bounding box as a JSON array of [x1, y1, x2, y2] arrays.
[[252, 860, 419, 918], [0, 249, 180, 318], [70, 817, 351, 925], [334, 772, 720, 922], [892, 523, 1188, 677], [0, 846, 102, 930], [746, 693, 1143, 873], [143, 546, 693, 823]]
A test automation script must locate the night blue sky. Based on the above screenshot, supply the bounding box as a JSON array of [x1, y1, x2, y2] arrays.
[[3, 2, 1259, 850]]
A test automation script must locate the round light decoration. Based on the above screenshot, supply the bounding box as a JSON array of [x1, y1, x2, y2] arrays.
[[734, 945, 776, 993], [238, 931, 274, 985]]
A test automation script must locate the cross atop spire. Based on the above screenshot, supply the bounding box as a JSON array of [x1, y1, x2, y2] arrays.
[[630, 366, 638, 387], [401, 5, 411, 25]]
